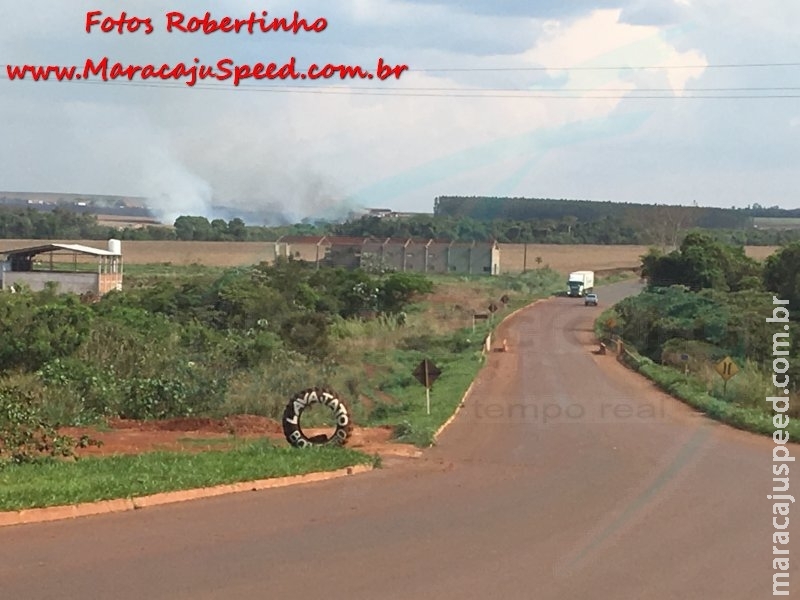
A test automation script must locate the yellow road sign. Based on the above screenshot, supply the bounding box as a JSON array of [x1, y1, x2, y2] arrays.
[[715, 356, 739, 381]]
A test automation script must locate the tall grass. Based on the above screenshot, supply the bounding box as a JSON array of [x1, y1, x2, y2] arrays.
[[336, 269, 564, 446], [12, 267, 562, 449], [617, 344, 800, 438]]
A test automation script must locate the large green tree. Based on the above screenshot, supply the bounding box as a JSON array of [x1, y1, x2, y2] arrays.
[[763, 241, 800, 315], [641, 232, 761, 292]]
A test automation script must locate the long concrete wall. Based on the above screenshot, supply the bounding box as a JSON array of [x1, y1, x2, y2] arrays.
[[2, 271, 100, 294]]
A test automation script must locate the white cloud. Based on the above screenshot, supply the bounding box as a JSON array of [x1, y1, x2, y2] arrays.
[[524, 9, 706, 94]]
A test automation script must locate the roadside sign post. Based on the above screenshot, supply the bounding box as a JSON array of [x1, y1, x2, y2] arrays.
[[714, 356, 740, 397], [473, 312, 489, 332], [488, 302, 499, 322], [413, 359, 442, 415]]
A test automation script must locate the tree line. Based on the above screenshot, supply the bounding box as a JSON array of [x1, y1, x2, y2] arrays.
[[329, 214, 799, 246], [0, 208, 289, 242], [609, 236, 799, 401], [1, 205, 798, 246], [434, 195, 800, 228]]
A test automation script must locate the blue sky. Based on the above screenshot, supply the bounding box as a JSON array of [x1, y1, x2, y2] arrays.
[[1, 0, 798, 223]]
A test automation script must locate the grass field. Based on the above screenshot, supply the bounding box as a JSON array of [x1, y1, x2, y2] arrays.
[[753, 217, 800, 230], [0, 441, 375, 511], [498, 243, 779, 274], [0, 240, 782, 274]]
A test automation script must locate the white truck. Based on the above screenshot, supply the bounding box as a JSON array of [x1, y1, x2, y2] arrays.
[[567, 270, 594, 297]]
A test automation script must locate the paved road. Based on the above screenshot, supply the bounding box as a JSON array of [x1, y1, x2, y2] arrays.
[[2, 281, 795, 599]]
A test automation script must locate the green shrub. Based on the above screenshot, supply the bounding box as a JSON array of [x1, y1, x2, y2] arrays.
[[119, 377, 193, 420], [0, 386, 95, 467], [392, 419, 435, 446], [38, 357, 121, 420], [0, 294, 93, 373]]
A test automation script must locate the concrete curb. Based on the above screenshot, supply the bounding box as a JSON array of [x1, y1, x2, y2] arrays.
[[431, 377, 476, 444], [431, 296, 550, 445], [502, 296, 548, 324], [0, 464, 374, 528]]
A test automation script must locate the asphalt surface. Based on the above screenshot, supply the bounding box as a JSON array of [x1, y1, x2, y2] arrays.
[[2, 280, 795, 599]]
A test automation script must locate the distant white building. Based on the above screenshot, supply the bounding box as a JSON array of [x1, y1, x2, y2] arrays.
[[365, 208, 433, 219]]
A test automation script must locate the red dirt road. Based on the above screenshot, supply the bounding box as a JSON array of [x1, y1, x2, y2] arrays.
[[1, 281, 796, 599]]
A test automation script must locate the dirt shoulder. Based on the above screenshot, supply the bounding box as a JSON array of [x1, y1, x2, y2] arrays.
[[60, 416, 422, 460]]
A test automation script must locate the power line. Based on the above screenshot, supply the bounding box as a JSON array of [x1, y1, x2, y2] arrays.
[[258, 85, 800, 92], [414, 61, 800, 72], [24, 77, 800, 93], [2, 57, 800, 98], [2, 59, 800, 76], [3, 77, 800, 98]]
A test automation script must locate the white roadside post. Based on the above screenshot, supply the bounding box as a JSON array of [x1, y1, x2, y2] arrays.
[[413, 359, 441, 416]]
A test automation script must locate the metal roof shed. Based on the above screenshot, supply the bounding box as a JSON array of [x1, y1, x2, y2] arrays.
[[1, 240, 123, 296]]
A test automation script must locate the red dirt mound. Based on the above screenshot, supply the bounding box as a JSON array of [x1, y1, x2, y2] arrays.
[[60, 417, 420, 459]]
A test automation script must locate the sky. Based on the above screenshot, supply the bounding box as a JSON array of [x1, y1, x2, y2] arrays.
[[1, 0, 798, 223]]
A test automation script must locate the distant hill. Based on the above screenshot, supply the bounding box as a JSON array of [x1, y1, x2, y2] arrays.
[[753, 217, 800, 230]]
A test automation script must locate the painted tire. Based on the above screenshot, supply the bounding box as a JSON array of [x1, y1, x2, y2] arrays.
[[282, 387, 352, 448]]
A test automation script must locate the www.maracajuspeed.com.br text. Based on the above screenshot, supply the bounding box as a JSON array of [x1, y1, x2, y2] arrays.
[[6, 56, 409, 87]]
